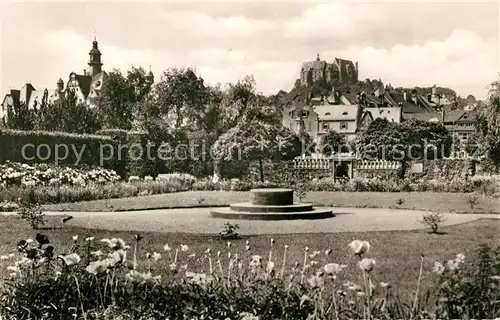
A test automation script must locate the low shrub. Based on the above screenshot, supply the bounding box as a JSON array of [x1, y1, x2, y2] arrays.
[[419, 212, 446, 233], [16, 201, 45, 230]]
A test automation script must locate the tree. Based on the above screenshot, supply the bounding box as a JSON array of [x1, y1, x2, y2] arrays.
[[127, 66, 153, 103], [320, 130, 345, 156], [212, 120, 303, 182], [154, 67, 208, 129], [94, 69, 135, 130], [219, 75, 259, 130], [472, 78, 500, 170], [35, 91, 101, 134], [356, 118, 452, 179], [6, 100, 35, 130]]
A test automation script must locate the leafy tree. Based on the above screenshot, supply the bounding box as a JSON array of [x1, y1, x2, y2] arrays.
[[35, 91, 101, 134], [319, 130, 345, 156], [219, 75, 259, 129], [212, 120, 303, 182], [356, 118, 452, 179], [6, 100, 35, 130], [154, 67, 208, 129], [126, 66, 153, 103], [94, 69, 135, 130], [472, 78, 500, 170]]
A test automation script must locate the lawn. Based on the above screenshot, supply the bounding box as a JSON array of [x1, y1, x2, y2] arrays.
[[43, 191, 500, 214], [1, 214, 498, 301]]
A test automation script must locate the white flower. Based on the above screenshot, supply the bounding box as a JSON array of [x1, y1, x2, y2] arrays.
[[58, 253, 81, 267], [246, 245, 251, 251], [359, 258, 376, 273], [324, 263, 343, 276], [348, 240, 370, 255], [180, 245, 189, 252], [188, 253, 196, 258], [205, 248, 211, 254], [152, 252, 161, 262], [266, 261, 275, 274], [455, 253, 465, 263], [227, 242, 232, 248], [163, 244, 172, 252], [85, 237, 95, 242], [446, 259, 460, 271], [72, 235, 78, 242], [8, 253, 15, 258], [108, 249, 127, 267], [0, 255, 9, 260], [100, 238, 130, 250], [25, 238, 34, 244], [86, 260, 111, 275], [90, 250, 103, 258], [7, 265, 20, 273], [433, 262, 445, 275], [249, 255, 263, 270], [125, 270, 161, 284], [324, 249, 332, 255], [379, 282, 390, 288], [307, 274, 324, 289]]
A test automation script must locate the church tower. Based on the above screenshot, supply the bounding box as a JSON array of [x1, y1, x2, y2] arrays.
[[88, 36, 103, 76]]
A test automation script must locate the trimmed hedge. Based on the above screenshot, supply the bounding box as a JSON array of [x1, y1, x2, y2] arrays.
[[0, 129, 120, 169]]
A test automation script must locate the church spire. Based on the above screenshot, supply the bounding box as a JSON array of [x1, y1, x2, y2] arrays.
[[88, 36, 102, 76], [316, 53, 320, 61]]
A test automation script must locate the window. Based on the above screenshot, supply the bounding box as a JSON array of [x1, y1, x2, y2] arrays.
[[302, 110, 309, 117], [307, 122, 312, 131], [342, 111, 348, 116], [325, 112, 331, 116], [340, 122, 348, 130], [323, 123, 329, 131]]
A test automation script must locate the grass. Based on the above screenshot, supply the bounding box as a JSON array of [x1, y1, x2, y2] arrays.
[[1, 214, 498, 301], [43, 191, 500, 214]]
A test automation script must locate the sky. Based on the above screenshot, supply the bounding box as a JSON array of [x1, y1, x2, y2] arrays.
[[1, 1, 499, 100]]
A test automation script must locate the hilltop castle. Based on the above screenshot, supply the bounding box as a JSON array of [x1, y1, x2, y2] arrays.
[[299, 54, 358, 87]]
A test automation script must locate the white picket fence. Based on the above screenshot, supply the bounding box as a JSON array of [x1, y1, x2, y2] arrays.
[[292, 157, 400, 170], [293, 158, 331, 170]]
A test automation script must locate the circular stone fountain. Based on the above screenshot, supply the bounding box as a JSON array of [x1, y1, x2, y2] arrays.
[[210, 188, 334, 220]]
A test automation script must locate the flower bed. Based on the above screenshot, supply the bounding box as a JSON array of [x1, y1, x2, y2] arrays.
[[0, 161, 121, 188], [0, 235, 498, 319]]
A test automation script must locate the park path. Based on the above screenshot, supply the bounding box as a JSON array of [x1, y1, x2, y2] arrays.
[[18, 207, 500, 235]]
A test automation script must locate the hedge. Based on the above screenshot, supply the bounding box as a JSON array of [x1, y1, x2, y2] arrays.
[[0, 129, 121, 170]]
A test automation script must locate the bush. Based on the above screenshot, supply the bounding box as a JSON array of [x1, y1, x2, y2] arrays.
[[16, 201, 45, 230], [466, 194, 480, 210], [433, 245, 500, 318], [419, 211, 446, 233]]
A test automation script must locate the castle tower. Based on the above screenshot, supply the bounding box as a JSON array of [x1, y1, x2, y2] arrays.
[[88, 36, 103, 76], [57, 78, 64, 91], [145, 66, 154, 85]]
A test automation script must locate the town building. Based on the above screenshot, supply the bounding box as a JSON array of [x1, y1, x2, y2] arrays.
[[1, 37, 154, 123]]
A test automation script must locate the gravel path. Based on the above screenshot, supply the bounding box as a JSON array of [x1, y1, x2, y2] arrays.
[[28, 207, 500, 235]]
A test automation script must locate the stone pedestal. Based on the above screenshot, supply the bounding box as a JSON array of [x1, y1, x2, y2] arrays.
[[210, 188, 334, 220]]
